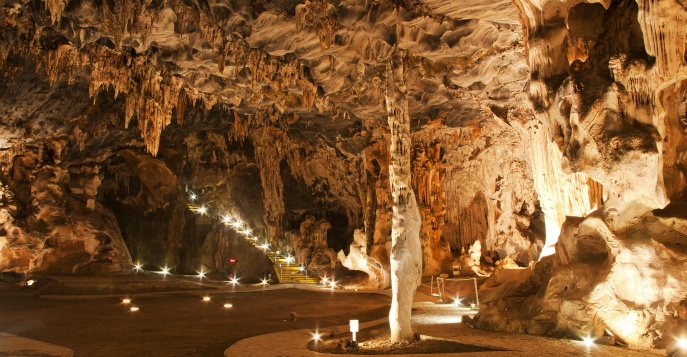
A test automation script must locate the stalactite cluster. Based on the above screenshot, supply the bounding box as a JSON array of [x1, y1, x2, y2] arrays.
[[411, 140, 450, 274], [251, 127, 286, 243]]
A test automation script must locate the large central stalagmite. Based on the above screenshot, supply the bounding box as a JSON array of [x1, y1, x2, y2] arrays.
[[385, 50, 423, 343]]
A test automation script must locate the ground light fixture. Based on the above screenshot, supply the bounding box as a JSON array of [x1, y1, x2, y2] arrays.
[[582, 336, 594, 347], [261, 278, 269, 286], [198, 206, 207, 215], [222, 215, 232, 224], [223, 303, 233, 308], [350, 320, 359, 343], [134, 263, 142, 271], [122, 298, 131, 304], [261, 243, 269, 250], [229, 277, 239, 286], [130, 307, 140, 312], [203, 296, 211, 302], [161, 267, 170, 276], [197, 271, 205, 279], [312, 331, 322, 342], [329, 280, 337, 288], [679, 338, 687, 348]]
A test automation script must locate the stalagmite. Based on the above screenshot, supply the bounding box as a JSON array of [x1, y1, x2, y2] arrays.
[[338, 229, 390, 288], [385, 50, 422, 343]]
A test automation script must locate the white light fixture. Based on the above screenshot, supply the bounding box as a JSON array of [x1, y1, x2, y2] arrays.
[[198, 206, 207, 215], [329, 280, 336, 288], [321, 277, 329, 285], [25, 280, 36, 286], [243, 228, 252, 236], [229, 277, 239, 286], [189, 193, 196, 201], [161, 267, 170, 276], [312, 332, 321, 341], [122, 298, 131, 304], [261, 243, 269, 250], [232, 220, 243, 229], [134, 264, 142, 271], [202, 296, 211, 302], [130, 307, 140, 312], [198, 271, 205, 279], [298, 266, 305, 272], [286, 256, 294, 263], [222, 215, 232, 224], [224, 303, 233, 308], [261, 278, 269, 286], [583, 336, 594, 347], [350, 320, 359, 342]]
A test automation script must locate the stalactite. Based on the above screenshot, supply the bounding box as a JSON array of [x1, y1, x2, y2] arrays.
[[218, 52, 226, 74], [45, 0, 70, 24], [411, 140, 450, 275], [252, 127, 286, 243], [176, 90, 186, 125], [45, 44, 77, 86], [637, 0, 687, 78]]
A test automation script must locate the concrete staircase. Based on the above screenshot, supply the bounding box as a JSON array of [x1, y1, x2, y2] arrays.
[[186, 200, 319, 284], [244, 237, 320, 284]]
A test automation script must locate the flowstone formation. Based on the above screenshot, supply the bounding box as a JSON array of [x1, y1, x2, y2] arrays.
[[472, 0, 687, 350]]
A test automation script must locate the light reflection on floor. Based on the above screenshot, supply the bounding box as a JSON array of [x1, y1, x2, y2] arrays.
[[411, 301, 477, 325]]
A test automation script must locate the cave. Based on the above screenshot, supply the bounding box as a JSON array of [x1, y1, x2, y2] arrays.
[[0, 0, 686, 355]]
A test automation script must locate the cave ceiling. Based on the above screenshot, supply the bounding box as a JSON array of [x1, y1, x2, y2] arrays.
[[0, 0, 527, 155]]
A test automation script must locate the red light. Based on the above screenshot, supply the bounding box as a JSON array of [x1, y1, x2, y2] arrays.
[[229, 258, 237, 263]]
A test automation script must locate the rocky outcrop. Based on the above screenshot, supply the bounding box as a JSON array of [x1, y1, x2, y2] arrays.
[[0, 148, 133, 275], [473, 0, 687, 349]]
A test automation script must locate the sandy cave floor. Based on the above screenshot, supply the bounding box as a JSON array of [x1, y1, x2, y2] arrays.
[[0, 274, 668, 357]]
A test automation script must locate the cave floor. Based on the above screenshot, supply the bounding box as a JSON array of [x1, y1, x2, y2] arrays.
[[0, 275, 666, 357], [0, 274, 389, 356]]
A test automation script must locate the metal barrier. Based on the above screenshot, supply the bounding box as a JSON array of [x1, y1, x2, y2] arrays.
[[427, 276, 481, 309]]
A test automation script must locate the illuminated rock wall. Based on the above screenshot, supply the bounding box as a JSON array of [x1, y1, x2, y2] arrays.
[[474, 0, 687, 349]]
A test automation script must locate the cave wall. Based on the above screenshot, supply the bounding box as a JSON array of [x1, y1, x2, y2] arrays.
[[474, 0, 687, 349]]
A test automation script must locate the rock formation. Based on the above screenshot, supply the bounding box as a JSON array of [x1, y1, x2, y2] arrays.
[[0, 0, 685, 350], [471, 0, 687, 350], [385, 50, 423, 343]]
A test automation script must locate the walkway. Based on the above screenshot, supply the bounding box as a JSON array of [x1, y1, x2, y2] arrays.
[[0, 332, 73, 357], [225, 286, 665, 357]]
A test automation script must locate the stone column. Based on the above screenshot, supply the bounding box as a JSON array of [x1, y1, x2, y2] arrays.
[[385, 49, 422, 343]]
